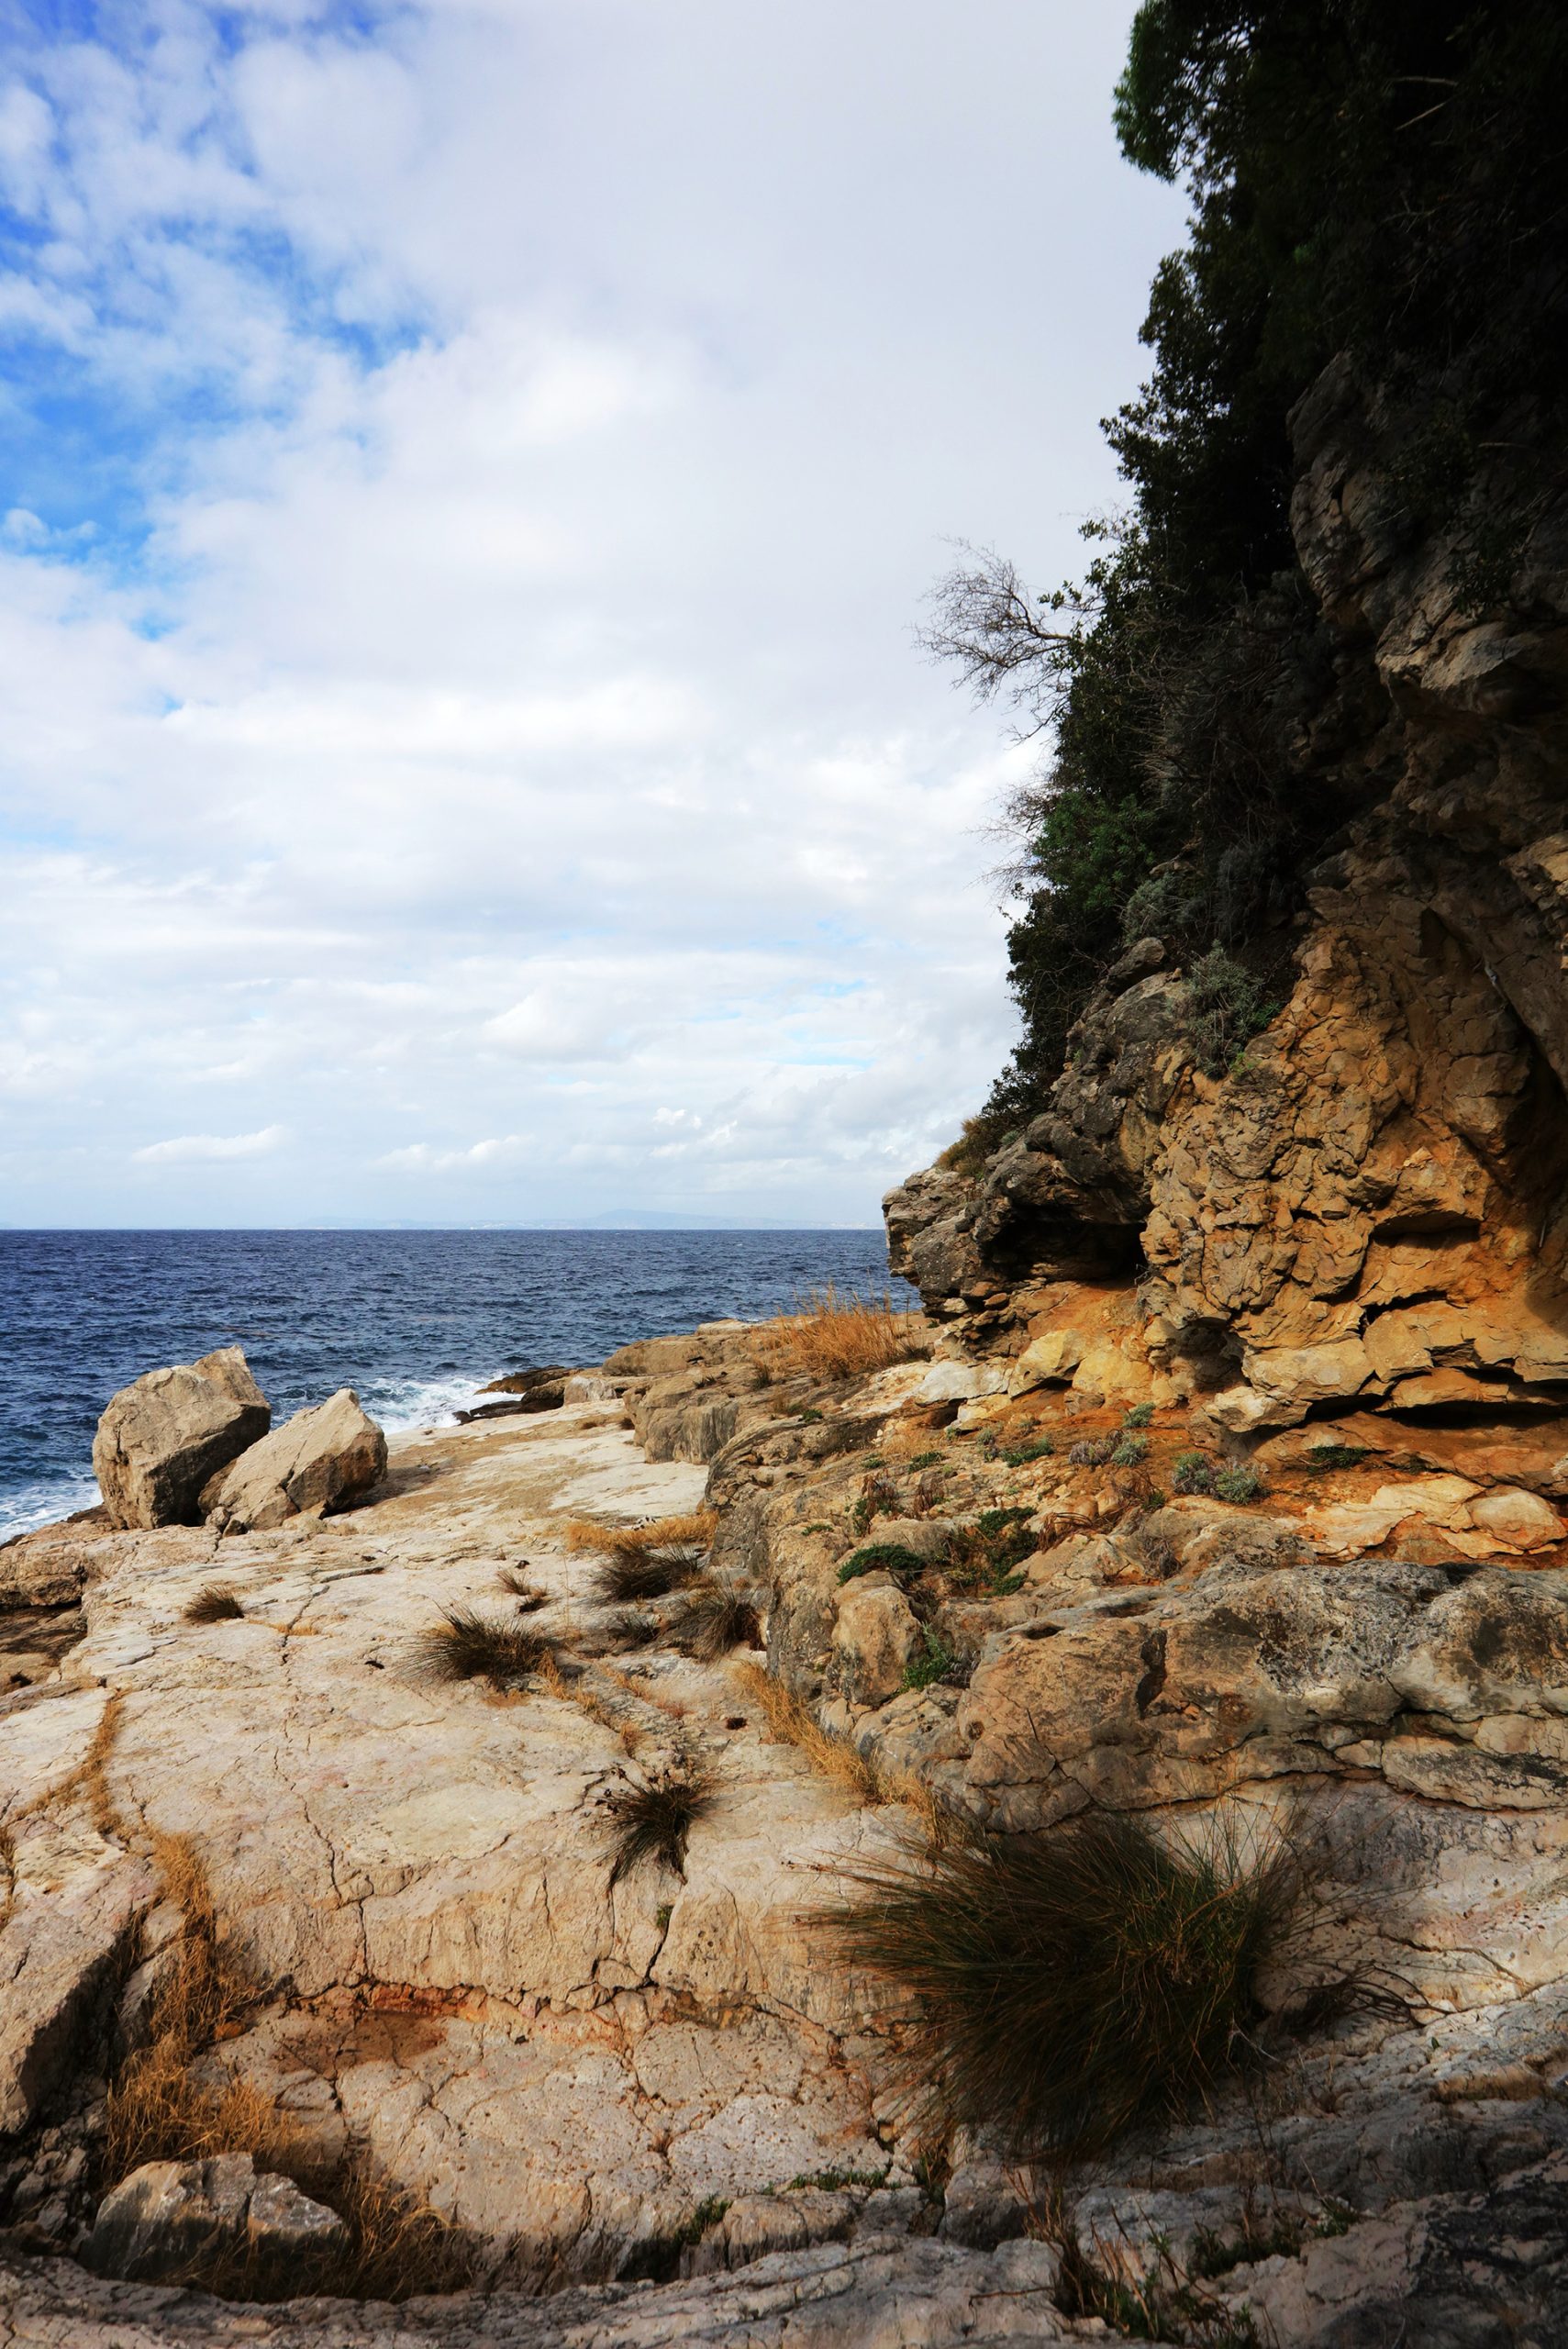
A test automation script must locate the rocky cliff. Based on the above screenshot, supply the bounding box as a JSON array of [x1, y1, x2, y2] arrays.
[[889, 357, 1568, 1442]]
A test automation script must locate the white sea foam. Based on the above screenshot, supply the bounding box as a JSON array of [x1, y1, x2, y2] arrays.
[[0, 1470, 103, 1546]]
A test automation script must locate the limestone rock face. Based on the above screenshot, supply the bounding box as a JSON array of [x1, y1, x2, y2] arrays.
[[883, 355, 1568, 1443], [81, 2154, 348, 2287], [92, 1349, 270, 1530], [201, 1389, 386, 1532]]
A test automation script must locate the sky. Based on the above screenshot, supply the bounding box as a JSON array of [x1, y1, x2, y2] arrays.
[[0, 0, 1184, 1229]]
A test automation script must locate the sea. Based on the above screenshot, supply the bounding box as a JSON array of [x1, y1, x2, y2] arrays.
[[0, 1228, 912, 1543]]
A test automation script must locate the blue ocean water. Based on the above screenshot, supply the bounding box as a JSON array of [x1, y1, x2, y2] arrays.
[[0, 1229, 910, 1542]]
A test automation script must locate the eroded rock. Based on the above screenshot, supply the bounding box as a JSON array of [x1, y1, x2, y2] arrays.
[[201, 1389, 386, 1532], [92, 1349, 270, 1530]]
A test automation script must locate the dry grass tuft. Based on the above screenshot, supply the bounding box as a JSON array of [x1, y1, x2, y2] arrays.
[[564, 1509, 717, 1557], [756, 1284, 922, 1383], [735, 1661, 884, 1806], [183, 1585, 246, 1624], [671, 1581, 762, 1662], [817, 1809, 1301, 2160], [412, 1607, 556, 1691], [496, 1567, 547, 1609], [598, 1759, 716, 1882], [595, 1545, 706, 1604]]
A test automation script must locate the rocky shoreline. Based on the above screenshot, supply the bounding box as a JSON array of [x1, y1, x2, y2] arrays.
[[2, 1300, 1567, 2345]]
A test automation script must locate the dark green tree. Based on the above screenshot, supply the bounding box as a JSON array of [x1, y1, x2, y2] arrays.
[[937, 1, 1568, 1134]]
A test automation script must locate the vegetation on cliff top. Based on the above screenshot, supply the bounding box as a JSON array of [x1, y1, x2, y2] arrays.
[[938, 1, 1567, 1124]]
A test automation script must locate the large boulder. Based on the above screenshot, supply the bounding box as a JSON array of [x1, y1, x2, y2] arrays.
[[92, 1349, 270, 1530], [81, 2153, 348, 2287], [201, 1389, 387, 1533]]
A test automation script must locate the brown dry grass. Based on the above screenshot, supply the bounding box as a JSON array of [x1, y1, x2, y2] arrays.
[[563, 1509, 717, 1556], [755, 1285, 922, 1383], [103, 1831, 473, 2299], [734, 1661, 883, 1806], [103, 1831, 282, 2184]]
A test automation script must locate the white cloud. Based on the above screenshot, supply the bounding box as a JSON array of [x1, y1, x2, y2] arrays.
[[0, 0, 1183, 1225], [132, 1126, 287, 1164]]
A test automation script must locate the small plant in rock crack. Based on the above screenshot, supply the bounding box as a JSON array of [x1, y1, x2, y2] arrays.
[[183, 1585, 245, 1624], [839, 1542, 928, 1586], [1214, 1464, 1265, 1505], [946, 1508, 1035, 1596], [908, 1449, 946, 1469], [850, 1472, 900, 1537], [1110, 1435, 1149, 1467], [1305, 1444, 1370, 1474], [1173, 1451, 1216, 1496], [910, 1470, 947, 1517], [414, 1609, 557, 1691], [1003, 1437, 1055, 1466], [901, 1625, 965, 1694], [1123, 1402, 1155, 1430], [595, 1545, 707, 1605], [671, 1580, 763, 1661], [598, 1758, 716, 1882]]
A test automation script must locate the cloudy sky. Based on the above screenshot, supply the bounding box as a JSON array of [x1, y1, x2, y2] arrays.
[[0, 0, 1181, 1229]]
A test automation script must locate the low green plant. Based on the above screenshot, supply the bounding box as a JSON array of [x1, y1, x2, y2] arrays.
[[946, 1508, 1035, 1596], [598, 1760, 715, 1883], [674, 2194, 729, 2246], [1111, 1434, 1150, 1467], [413, 1609, 556, 1690], [839, 1542, 929, 1586], [1069, 1436, 1116, 1468], [902, 1626, 959, 1694], [1215, 1464, 1264, 1506], [796, 1408, 824, 1424], [1188, 2204, 1351, 2282], [1172, 1451, 1215, 1497], [1124, 1401, 1154, 1429], [1185, 950, 1278, 1079], [908, 1449, 947, 1468], [820, 1809, 1299, 2158], [1003, 1437, 1056, 1466], [786, 2164, 891, 2192], [1305, 1444, 1370, 1474], [183, 1586, 245, 1624]]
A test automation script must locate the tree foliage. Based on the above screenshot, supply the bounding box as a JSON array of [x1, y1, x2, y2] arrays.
[[940, 1, 1568, 1121]]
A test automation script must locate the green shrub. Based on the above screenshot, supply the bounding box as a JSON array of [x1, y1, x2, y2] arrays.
[[908, 1448, 947, 1469], [901, 1627, 960, 1694], [822, 1809, 1299, 2158], [1123, 1402, 1154, 1429], [839, 1543, 929, 1586], [1184, 949, 1277, 1078], [1172, 1451, 1215, 1497], [1003, 1437, 1055, 1466], [1305, 1444, 1370, 1475], [1110, 1435, 1150, 1467], [1215, 1464, 1264, 1505]]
